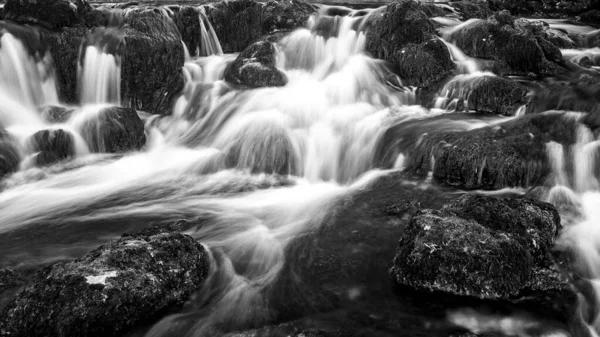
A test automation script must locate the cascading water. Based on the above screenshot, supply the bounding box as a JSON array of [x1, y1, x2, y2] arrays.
[[3, 2, 600, 337]]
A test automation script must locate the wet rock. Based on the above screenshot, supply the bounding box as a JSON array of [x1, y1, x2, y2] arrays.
[[0, 269, 24, 295], [41, 26, 90, 104], [391, 194, 575, 319], [382, 112, 581, 189], [262, 0, 317, 34], [527, 73, 600, 114], [448, 12, 564, 76], [468, 76, 527, 115], [40, 105, 77, 123], [174, 6, 204, 57], [3, 0, 99, 29], [225, 41, 287, 87], [28, 129, 76, 167], [122, 7, 185, 114], [450, 1, 493, 20], [0, 132, 20, 180], [76, 106, 146, 153], [205, 0, 263, 53], [0, 228, 210, 337], [366, 0, 454, 87]]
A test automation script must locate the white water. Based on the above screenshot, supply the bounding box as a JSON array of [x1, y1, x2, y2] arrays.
[[198, 7, 223, 57], [78, 46, 121, 105]]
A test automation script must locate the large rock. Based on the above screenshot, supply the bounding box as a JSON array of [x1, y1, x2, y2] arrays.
[[378, 112, 582, 189], [174, 6, 204, 57], [0, 269, 24, 296], [467, 76, 527, 115], [122, 8, 185, 114], [391, 195, 576, 321], [27, 129, 76, 167], [366, 0, 454, 87], [225, 41, 287, 87], [204, 0, 263, 53], [75, 106, 146, 153], [0, 227, 210, 337], [3, 0, 99, 30], [262, 0, 316, 34], [447, 11, 564, 76]]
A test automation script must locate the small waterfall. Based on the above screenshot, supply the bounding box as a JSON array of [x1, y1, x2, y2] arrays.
[[198, 8, 223, 57], [433, 72, 496, 111], [77, 28, 124, 105], [440, 38, 480, 74], [0, 33, 59, 109]]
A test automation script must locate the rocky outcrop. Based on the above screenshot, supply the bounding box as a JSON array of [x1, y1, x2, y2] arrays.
[[0, 269, 24, 296], [366, 0, 454, 87], [75, 106, 145, 153], [28, 129, 76, 167], [467, 76, 527, 115], [447, 11, 564, 76], [0, 227, 210, 337], [391, 195, 576, 321], [262, 0, 316, 34], [122, 8, 185, 114], [378, 112, 581, 189], [205, 0, 263, 53], [3, 0, 101, 30], [225, 41, 287, 87]]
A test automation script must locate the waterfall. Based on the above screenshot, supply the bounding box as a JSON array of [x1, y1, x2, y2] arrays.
[[198, 7, 223, 57], [77, 28, 124, 105], [0, 33, 59, 109]]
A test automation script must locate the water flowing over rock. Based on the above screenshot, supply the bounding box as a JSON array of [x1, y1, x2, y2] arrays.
[[366, 0, 455, 87], [0, 132, 20, 180], [225, 41, 288, 87], [121, 7, 185, 114], [0, 227, 210, 337], [174, 6, 223, 58], [71, 105, 145, 153], [262, 0, 317, 33], [391, 194, 578, 324], [528, 72, 600, 114], [467, 76, 527, 115]]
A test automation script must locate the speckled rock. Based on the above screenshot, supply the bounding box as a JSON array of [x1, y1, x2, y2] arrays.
[[262, 0, 316, 34], [204, 0, 263, 53], [449, 1, 493, 19], [0, 227, 210, 337], [467, 76, 527, 115], [225, 41, 287, 87], [391, 194, 575, 318], [366, 0, 454, 87], [3, 0, 100, 29], [0, 269, 24, 295], [27, 129, 76, 166]]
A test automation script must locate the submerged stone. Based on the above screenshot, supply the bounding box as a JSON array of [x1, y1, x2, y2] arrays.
[[0, 228, 210, 337], [225, 41, 288, 87], [28, 129, 76, 166]]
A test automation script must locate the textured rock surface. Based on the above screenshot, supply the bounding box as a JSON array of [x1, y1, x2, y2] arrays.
[[527, 72, 600, 114], [3, 0, 100, 29], [467, 76, 527, 115], [450, 0, 493, 19], [0, 269, 24, 295], [262, 0, 316, 34], [0, 227, 210, 337], [28, 129, 76, 166], [205, 0, 263, 53], [225, 41, 287, 87], [447, 11, 564, 76], [391, 194, 574, 316], [366, 0, 454, 87], [76, 106, 146, 153], [122, 8, 185, 114], [0, 131, 20, 180]]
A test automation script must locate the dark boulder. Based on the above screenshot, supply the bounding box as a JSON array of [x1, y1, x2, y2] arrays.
[[75, 106, 146, 153], [262, 0, 316, 34], [0, 269, 24, 296], [225, 41, 287, 87], [42, 26, 90, 105], [366, 0, 454, 87], [447, 12, 564, 76], [527, 72, 600, 114], [174, 6, 203, 57], [204, 0, 263, 53], [467, 76, 527, 115], [0, 132, 20, 180], [450, 1, 493, 20], [28, 129, 76, 167], [3, 0, 99, 29], [379, 112, 582, 189], [391, 195, 576, 321], [0, 228, 210, 337], [122, 7, 185, 114], [580, 9, 600, 28]]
